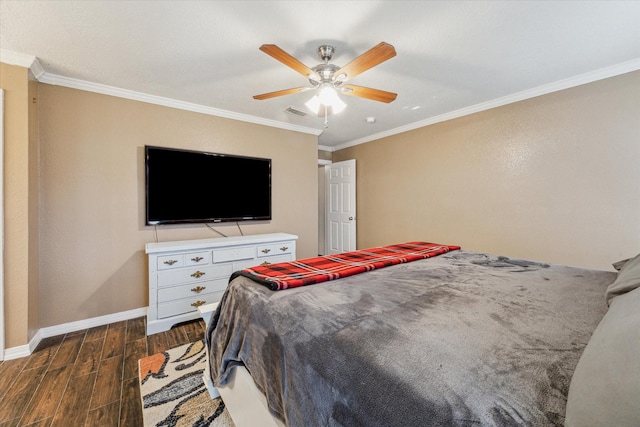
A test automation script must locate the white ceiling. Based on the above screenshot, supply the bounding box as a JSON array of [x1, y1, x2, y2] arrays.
[[1, 1, 639, 150]]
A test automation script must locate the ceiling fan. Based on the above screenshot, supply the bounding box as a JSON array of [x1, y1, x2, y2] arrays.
[[253, 42, 397, 121]]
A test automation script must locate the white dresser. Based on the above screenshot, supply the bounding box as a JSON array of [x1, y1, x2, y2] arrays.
[[145, 233, 297, 335]]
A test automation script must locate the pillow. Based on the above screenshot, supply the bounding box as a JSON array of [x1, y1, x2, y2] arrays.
[[565, 286, 640, 426], [605, 252, 640, 304], [612, 257, 631, 271]]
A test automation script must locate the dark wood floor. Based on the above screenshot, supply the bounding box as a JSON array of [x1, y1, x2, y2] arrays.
[[0, 316, 206, 427]]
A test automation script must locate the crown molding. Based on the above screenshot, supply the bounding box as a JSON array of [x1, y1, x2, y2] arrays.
[[317, 144, 334, 152], [0, 49, 35, 67], [333, 57, 640, 151], [37, 73, 323, 136], [0, 49, 321, 137], [28, 57, 45, 80], [0, 49, 45, 80]]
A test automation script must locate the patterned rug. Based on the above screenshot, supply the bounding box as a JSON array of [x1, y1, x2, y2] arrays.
[[138, 340, 235, 427]]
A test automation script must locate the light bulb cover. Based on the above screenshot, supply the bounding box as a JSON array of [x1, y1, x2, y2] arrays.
[[305, 95, 321, 113], [318, 85, 337, 105], [305, 85, 346, 115], [331, 96, 346, 114]]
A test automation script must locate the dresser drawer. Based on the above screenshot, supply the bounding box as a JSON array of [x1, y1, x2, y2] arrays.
[[157, 278, 227, 303], [184, 251, 211, 266], [212, 246, 255, 263], [257, 242, 294, 258], [157, 291, 225, 319], [157, 254, 184, 270], [261, 254, 293, 265], [157, 264, 233, 287], [233, 254, 293, 271]]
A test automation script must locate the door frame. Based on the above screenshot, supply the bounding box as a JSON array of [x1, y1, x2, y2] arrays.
[[1, 89, 5, 360], [317, 159, 331, 256]]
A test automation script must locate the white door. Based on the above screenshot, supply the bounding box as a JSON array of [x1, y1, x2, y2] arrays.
[[325, 159, 356, 254]]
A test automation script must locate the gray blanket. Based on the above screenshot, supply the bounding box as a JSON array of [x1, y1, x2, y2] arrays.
[[206, 251, 614, 426]]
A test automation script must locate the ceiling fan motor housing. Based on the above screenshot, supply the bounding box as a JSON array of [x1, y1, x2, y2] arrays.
[[308, 45, 342, 87], [310, 63, 340, 87]]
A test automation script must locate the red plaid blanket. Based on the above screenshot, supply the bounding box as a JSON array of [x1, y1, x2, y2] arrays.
[[231, 242, 460, 291]]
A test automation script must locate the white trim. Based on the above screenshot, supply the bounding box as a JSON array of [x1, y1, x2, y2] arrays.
[[40, 307, 148, 338], [333, 57, 640, 151], [2, 307, 148, 361], [317, 159, 332, 165], [38, 73, 323, 136], [0, 50, 322, 137], [4, 330, 41, 361], [0, 49, 38, 69], [0, 89, 4, 361], [28, 58, 45, 80], [317, 144, 334, 152]]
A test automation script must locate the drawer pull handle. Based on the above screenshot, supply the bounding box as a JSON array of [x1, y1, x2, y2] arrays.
[[163, 259, 178, 265], [191, 286, 206, 293], [191, 300, 206, 307], [260, 261, 271, 266], [261, 248, 271, 254], [280, 246, 288, 252], [191, 256, 204, 262], [190, 271, 206, 278]]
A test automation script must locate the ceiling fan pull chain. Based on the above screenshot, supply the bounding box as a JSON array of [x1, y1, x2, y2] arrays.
[[324, 105, 329, 128]]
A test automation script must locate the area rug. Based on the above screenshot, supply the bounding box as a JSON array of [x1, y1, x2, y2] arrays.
[[139, 340, 235, 427]]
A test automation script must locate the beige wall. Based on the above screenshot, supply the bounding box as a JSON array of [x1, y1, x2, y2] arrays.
[[334, 70, 640, 271], [318, 149, 332, 162], [34, 84, 318, 328], [0, 63, 39, 347]]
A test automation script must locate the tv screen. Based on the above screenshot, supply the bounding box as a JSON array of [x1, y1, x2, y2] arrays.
[[145, 145, 271, 225]]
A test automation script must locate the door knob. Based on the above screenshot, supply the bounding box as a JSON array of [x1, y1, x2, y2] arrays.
[[349, 217, 354, 220]]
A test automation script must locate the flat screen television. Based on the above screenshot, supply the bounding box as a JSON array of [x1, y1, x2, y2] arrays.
[[145, 145, 271, 225]]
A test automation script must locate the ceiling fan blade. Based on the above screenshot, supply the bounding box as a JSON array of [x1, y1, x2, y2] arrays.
[[253, 87, 310, 100], [259, 44, 320, 80], [340, 85, 397, 103], [333, 42, 396, 83]]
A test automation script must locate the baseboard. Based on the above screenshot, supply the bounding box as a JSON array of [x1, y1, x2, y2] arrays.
[[3, 307, 148, 361], [3, 328, 42, 360]]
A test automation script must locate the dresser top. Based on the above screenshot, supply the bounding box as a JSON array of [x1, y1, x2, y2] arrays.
[[145, 232, 298, 254]]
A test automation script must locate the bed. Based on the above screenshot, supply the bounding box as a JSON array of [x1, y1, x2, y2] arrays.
[[205, 242, 639, 426]]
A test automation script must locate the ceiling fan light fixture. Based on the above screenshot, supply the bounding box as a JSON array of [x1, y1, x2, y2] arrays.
[[305, 95, 347, 115], [319, 85, 346, 113], [305, 95, 321, 113], [318, 85, 336, 104], [331, 96, 346, 114]]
